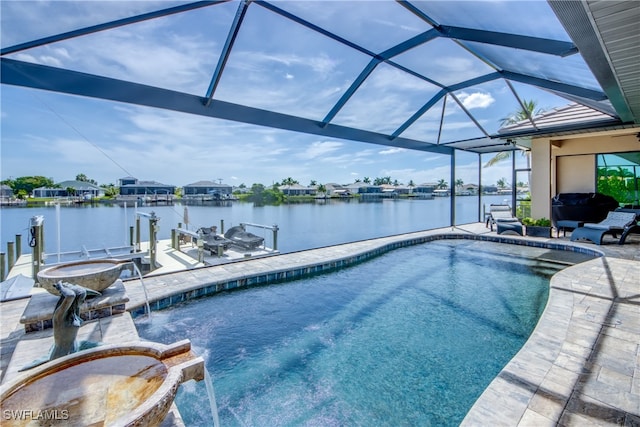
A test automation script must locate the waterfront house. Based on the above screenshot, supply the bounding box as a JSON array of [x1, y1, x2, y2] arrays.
[[183, 181, 233, 200], [412, 184, 435, 198], [458, 184, 479, 196], [233, 186, 249, 194], [433, 189, 450, 197], [482, 185, 499, 195], [357, 184, 383, 197], [118, 177, 175, 200], [323, 183, 349, 197], [0, 184, 14, 199], [32, 180, 105, 199], [279, 184, 315, 196], [340, 182, 366, 195], [0, 184, 19, 205], [389, 185, 411, 195]]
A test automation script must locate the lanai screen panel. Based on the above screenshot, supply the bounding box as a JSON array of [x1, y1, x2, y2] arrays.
[[0, 0, 619, 154]]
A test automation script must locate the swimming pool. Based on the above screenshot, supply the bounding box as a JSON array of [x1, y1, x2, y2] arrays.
[[136, 240, 576, 426]]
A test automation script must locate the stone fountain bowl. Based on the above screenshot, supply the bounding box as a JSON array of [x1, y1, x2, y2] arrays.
[[0, 340, 204, 427], [37, 259, 128, 295]]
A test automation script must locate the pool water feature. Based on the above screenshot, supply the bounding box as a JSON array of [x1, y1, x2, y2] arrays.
[[136, 240, 582, 426]]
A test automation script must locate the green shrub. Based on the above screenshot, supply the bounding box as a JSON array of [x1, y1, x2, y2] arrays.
[[521, 217, 535, 226], [522, 217, 551, 227], [534, 218, 551, 227]]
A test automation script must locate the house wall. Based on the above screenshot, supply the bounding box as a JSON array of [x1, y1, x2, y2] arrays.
[[556, 155, 594, 193], [183, 186, 232, 196], [530, 138, 552, 219], [530, 128, 640, 219]]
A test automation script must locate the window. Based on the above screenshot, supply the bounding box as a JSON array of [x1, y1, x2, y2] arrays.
[[597, 152, 640, 207]]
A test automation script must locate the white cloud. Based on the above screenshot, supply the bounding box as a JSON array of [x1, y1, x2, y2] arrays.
[[235, 51, 339, 75], [297, 141, 343, 160], [14, 53, 37, 63], [52, 47, 71, 60], [458, 92, 495, 109], [379, 147, 406, 155]]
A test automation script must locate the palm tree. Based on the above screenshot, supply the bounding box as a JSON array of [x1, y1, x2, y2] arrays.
[[500, 99, 544, 127], [484, 99, 543, 168], [437, 179, 448, 189], [281, 177, 298, 186], [280, 177, 298, 196]]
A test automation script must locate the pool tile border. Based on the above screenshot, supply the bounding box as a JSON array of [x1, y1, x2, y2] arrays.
[[127, 233, 603, 317]]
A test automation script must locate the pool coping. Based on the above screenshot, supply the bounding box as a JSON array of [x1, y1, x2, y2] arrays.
[[461, 256, 640, 426]]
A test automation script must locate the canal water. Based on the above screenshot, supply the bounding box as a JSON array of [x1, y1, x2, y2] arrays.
[[1, 195, 509, 256]]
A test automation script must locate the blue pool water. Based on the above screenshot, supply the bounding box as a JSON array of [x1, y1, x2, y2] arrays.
[[136, 240, 560, 426]]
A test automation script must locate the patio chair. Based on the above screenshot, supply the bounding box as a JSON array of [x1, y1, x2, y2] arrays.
[[570, 211, 638, 245], [486, 204, 523, 235]]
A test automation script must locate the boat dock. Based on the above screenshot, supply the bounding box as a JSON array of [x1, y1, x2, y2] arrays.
[[138, 237, 279, 275], [1, 223, 638, 426]]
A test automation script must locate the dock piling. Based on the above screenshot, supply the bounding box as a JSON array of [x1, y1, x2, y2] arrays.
[[30, 216, 44, 281], [7, 242, 15, 271], [15, 234, 21, 262], [272, 225, 279, 251], [0, 252, 5, 281], [171, 229, 178, 250], [149, 212, 158, 269]]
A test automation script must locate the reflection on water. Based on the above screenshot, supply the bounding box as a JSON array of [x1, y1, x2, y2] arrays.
[[1, 196, 508, 256]]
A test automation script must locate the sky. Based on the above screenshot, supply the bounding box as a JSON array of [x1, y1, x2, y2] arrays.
[[1, 1, 582, 189]]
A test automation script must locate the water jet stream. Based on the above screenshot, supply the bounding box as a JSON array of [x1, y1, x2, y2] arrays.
[[204, 368, 221, 427], [128, 261, 151, 319]]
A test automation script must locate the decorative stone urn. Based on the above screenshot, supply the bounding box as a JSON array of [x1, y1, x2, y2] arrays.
[[0, 340, 205, 427], [37, 259, 129, 295]]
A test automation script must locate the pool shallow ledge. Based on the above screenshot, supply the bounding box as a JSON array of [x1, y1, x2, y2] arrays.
[[461, 256, 640, 426]]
